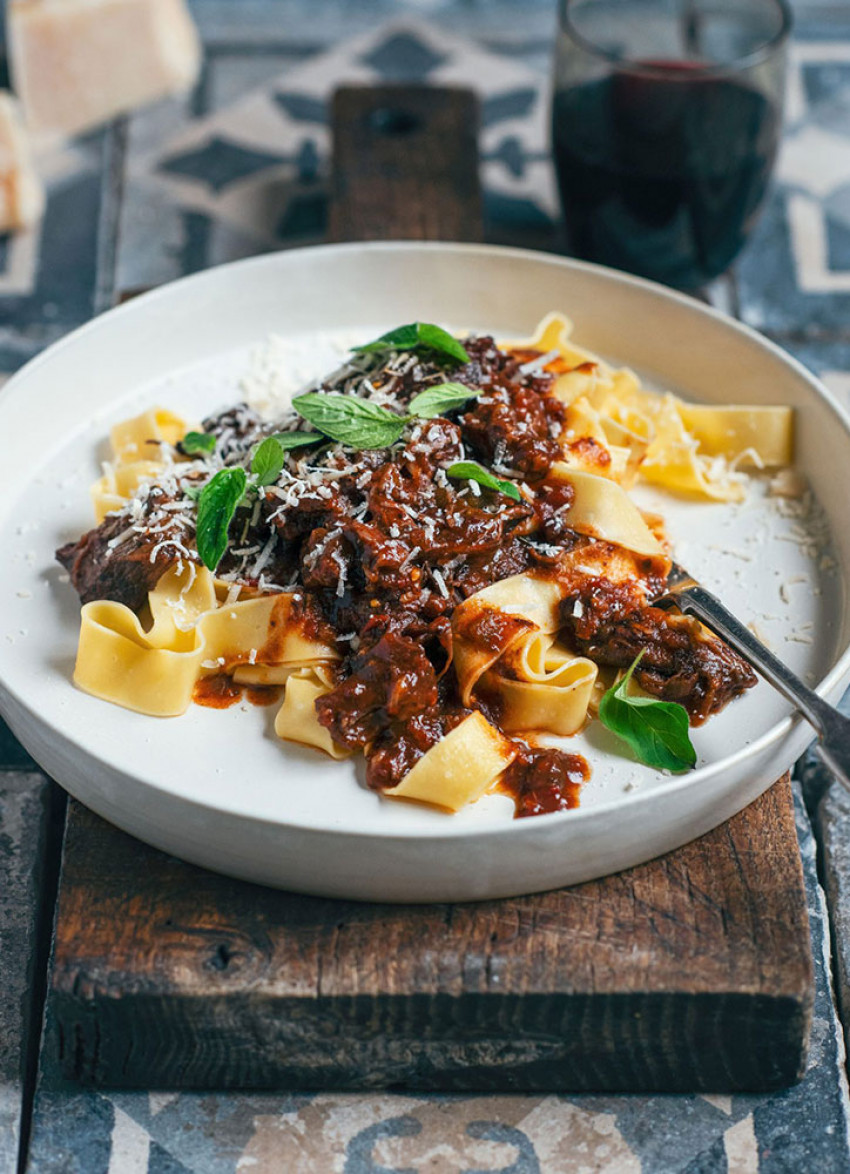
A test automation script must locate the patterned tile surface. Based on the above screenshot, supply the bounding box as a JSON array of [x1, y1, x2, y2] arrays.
[[738, 33, 850, 336], [0, 130, 117, 368], [0, 772, 55, 1174], [3, 3, 850, 1172], [113, 16, 558, 294]]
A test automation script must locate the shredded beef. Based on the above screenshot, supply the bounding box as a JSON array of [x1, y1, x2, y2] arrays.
[[56, 487, 193, 610], [315, 632, 439, 750], [560, 575, 757, 723], [364, 706, 470, 792], [201, 403, 266, 463]]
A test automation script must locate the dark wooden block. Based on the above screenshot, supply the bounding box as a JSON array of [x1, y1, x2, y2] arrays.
[[328, 85, 483, 243], [49, 777, 812, 1091]]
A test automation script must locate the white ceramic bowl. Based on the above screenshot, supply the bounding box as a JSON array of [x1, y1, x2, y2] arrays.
[[0, 242, 848, 901]]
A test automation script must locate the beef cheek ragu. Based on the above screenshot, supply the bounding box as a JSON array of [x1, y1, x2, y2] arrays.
[[56, 329, 759, 817]]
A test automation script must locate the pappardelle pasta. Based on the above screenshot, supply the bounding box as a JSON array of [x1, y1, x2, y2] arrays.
[[57, 314, 792, 817]]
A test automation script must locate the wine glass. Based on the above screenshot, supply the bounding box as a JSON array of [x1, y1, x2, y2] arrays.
[[551, 0, 792, 289]]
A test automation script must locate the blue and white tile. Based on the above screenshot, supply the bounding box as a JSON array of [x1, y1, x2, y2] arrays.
[[738, 36, 850, 336], [0, 132, 118, 359], [115, 18, 557, 293], [0, 771, 55, 1174]]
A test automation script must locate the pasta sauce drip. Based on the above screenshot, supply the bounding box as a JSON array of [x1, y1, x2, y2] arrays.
[[193, 677, 282, 709], [500, 747, 589, 819], [244, 685, 283, 707], [193, 675, 242, 709]]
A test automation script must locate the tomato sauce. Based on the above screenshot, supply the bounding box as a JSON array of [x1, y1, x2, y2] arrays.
[[500, 747, 590, 818], [193, 675, 242, 709]]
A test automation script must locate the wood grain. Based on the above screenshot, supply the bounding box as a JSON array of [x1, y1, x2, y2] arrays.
[[328, 86, 482, 242], [46, 85, 814, 1093], [50, 778, 812, 1090]]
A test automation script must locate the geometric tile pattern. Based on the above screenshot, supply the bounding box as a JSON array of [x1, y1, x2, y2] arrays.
[[115, 19, 558, 286], [159, 138, 292, 192], [739, 36, 850, 330], [782, 44, 850, 292]]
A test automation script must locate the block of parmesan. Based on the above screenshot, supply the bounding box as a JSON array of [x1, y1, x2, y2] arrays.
[[7, 0, 202, 139], [0, 91, 44, 231]]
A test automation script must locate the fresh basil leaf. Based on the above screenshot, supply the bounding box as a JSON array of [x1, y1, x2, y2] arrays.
[[408, 382, 480, 418], [352, 322, 469, 365], [446, 460, 522, 502], [598, 651, 697, 772], [181, 430, 216, 455], [182, 484, 203, 501], [195, 467, 248, 571], [250, 436, 285, 487], [271, 431, 324, 450], [416, 323, 470, 364], [292, 392, 408, 449], [353, 323, 420, 355]]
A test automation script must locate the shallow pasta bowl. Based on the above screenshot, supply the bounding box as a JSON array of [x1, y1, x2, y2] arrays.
[[0, 241, 849, 902]]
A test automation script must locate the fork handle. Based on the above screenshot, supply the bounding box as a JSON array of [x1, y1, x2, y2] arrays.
[[663, 584, 850, 792]]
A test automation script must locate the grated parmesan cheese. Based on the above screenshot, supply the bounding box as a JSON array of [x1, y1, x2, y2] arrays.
[[432, 568, 449, 598]]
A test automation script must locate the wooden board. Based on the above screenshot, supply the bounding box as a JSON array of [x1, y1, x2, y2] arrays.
[[46, 85, 814, 1092], [50, 779, 812, 1091], [327, 85, 482, 242]]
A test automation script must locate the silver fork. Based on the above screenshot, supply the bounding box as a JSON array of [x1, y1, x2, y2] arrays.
[[656, 562, 850, 791]]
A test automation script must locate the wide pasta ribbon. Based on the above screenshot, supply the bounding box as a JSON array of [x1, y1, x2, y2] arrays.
[[557, 397, 650, 487], [589, 385, 793, 503], [91, 459, 167, 523], [274, 668, 352, 760], [74, 566, 338, 717], [501, 313, 794, 503], [91, 408, 197, 521], [483, 632, 598, 737], [110, 408, 188, 463], [549, 467, 664, 558], [74, 597, 206, 717], [452, 573, 565, 706], [385, 712, 516, 812]]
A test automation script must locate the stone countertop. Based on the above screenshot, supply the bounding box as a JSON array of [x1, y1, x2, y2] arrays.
[[3, 1, 850, 1170]]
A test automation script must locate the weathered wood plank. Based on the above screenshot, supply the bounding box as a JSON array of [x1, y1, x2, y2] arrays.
[[19, 782, 847, 1173], [48, 777, 812, 1092], [328, 85, 482, 242]]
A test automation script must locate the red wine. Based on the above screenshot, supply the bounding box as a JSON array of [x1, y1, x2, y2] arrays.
[[551, 66, 780, 288]]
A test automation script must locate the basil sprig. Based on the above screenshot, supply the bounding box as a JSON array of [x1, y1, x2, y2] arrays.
[[248, 432, 325, 488], [598, 651, 697, 772], [407, 382, 479, 418], [352, 322, 469, 365], [291, 383, 481, 450], [192, 432, 322, 568], [195, 467, 247, 571], [446, 460, 521, 502], [249, 436, 285, 488], [181, 430, 216, 455], [292, 392, 408, 449]]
